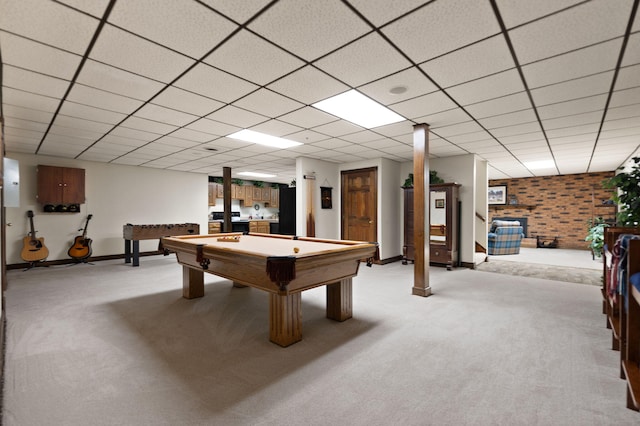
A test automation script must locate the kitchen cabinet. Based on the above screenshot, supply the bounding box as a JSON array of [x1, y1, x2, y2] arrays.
[[208, 183, 217, 206], [252, 187, 262, 201], [233, 184, 245, 200], [208, 222, 221, 234], [261, 187, 271, 202], [249, 220, 270, 234], [244, 186, 253, 206], [37, 165, 85, 205], [267, 187, 279, 208]]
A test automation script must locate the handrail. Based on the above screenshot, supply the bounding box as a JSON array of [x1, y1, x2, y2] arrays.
[[476, 212, 486, 223]]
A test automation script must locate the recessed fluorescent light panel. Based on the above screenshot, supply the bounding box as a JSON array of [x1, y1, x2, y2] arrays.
[[228, 129, 302, 149], [312, 89, 405, 129], [524, 160, 555, 169], [237, 172, 276, 178]]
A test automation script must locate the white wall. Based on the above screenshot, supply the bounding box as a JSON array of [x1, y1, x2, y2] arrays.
[[5, 152, 208, 264], [475, 158, 489, 250], [296, 157, 341, 239]]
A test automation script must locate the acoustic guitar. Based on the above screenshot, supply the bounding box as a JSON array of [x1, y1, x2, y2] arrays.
[[21, 210, 49, 263], [68, 214, 93, 260]]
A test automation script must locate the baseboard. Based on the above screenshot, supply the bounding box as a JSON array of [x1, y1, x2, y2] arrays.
[[7, 250, 166, 270], [460, 261, 476, 269], [378, 255, 402, 265]]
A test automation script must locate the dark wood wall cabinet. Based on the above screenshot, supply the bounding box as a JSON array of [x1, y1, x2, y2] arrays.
[[403, 183, 460, 270], [37, 165, 85, 212]]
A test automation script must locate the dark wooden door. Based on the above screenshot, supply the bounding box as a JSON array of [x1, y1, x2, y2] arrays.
[[341, 168, 377, 242]]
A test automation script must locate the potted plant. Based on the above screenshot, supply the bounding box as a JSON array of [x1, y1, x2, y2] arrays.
[[253, 180, 264, 188], [586, 217, 609, 258], [603, 156, 640, 226], [401, 171, 445, 188]]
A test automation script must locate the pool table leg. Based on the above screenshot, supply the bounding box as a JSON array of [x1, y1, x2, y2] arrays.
[[182, 266, 204, 299], [269, 292, 302, 347], [326, 278, 353, 322]]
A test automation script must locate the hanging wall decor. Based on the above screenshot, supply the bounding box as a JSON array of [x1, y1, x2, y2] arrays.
[[321, 186, 332, 209]]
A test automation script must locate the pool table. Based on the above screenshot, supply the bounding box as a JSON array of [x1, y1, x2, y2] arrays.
[[160, 233, 378, 347]]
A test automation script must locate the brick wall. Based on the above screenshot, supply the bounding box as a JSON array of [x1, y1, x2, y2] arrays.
[[489, 172, 615, 250]]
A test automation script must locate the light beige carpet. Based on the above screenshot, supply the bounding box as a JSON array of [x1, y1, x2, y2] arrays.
[[2, 257, 637, 425]]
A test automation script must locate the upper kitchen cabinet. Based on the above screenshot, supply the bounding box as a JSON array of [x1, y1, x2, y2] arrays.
[[37, 165, 85, 205]]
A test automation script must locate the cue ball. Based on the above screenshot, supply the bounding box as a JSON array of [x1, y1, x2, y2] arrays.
[[293, 247, 299, 253]]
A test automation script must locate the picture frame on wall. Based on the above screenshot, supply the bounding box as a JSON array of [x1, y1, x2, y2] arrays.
[[435, 199, 445, 208], [488, 185, 507, 205]]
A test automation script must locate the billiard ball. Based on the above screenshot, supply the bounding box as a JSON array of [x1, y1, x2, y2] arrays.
[[293, 247, 299, 253]]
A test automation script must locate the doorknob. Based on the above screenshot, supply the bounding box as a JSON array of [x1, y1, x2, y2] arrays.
[[368, 221, 372, 224]]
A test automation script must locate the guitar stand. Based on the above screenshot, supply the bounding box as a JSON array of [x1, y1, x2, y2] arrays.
[[67, 258, 94, 266], [23, 261, 49, 271]]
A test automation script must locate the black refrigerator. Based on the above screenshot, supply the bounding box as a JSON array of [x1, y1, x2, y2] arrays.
[[278, 187, 296, 235]]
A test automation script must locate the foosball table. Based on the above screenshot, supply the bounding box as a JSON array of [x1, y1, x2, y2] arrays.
[[123, 223, 200, 266]]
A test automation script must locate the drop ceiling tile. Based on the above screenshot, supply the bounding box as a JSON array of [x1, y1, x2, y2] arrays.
[[508, 0, 633, 64], [48, 124, 103, 141], [49, 115, 113, 134], [120, 116, 178, 135], [38, 141, 86, 157], [90, 25, 195, 83], [267, 66, 349, 105], [174, 63, 258, 103], [546, 123, 600, 138], [0, 0, 99, 54], [531, 71, 614, 106], [67, 85, 144, 114], [155, 136, 201, 149], [382, 0, 500, 64], [542, 111, 602, 130], [3, 126, 44, 141], [185, 118, 239, 137], [389, 91, 457, 119], [478, 109, 538, 130], [234, 89, 304, 118], [348, 0, 431, 26], [251, 120, 303, 137], [136, 142, 183, 155], [447, 131, 494, 145], [315, 32, 413, 87], [622, 32, 640, 66], [76, 60, 165, 101], [2, 87, 59, 113], [56, 0, 109, 17], [447, 69, 525, 106], [496, 0, 585, 28], [152, 86, 224, 117], [498, 131, 546, 145], [361, 139, 400, 150], [413, 108, 471, 129], [60, 101, 128, 124], [615, 64, 640, 90], [420, 35, 514, 89], [465, 92, 531, 118], [135, 104, 198, 127], [3, 105, 54, 123], [601, 117, 640, 132], [524, 39, 622, 90], [537, 94, 608, 120], [198, 0, 272, 23], [110, 127, 160, 142], [204, 29, 304, 85], [610, 87, 640, 108], [207, 105, 268, 128], [109, 0, 238, 59], [170, 128, 215, 143], [311, 138, 353, 150], [359, 67, 439, 107], [491, 122, 542, 137], [278, 107, 338, 129], [433, 121, 485, 138], [2, 65, 70, 98], [100, 134, 149, 148], [286, 130, 331, 144], [0, 32, 83, 80], [548, 134, 595, 145], [3, 117, 48, 133], [311, 120, 363, 137], [371, 121, 413, 138], [248, 0, 371, 61], [339, 130, 387, 144]]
